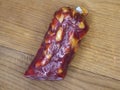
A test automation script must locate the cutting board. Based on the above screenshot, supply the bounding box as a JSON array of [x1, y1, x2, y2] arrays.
[[0, 0, 120, 90]]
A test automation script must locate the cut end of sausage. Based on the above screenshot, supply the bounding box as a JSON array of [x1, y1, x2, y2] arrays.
[[76, 6, 88, 16], [24, 70, 65, 80]]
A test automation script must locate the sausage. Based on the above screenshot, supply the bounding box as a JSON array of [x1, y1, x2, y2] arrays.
[[24, 6, 89, 80]]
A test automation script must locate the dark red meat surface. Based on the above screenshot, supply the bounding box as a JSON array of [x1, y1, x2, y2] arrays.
[[24, 7, 89, 80]]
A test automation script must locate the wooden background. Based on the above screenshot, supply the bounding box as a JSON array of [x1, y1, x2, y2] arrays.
[[0, 0, 120, 90]]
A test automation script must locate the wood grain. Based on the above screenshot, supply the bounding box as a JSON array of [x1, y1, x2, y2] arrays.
[[0, 0, 120, 90]]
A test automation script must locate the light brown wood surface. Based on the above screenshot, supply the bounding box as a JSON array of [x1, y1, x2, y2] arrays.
[[0, 0, 120, 90]]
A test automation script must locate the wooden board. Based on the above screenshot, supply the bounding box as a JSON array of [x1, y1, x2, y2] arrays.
[[0, 0, 120, 90]]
